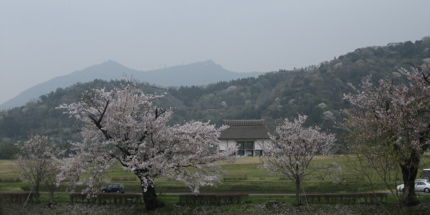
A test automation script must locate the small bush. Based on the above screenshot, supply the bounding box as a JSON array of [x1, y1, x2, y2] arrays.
[[20, 185, 31, 191]]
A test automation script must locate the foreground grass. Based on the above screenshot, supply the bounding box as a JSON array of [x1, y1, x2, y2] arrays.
[[2, 193, 430, 215]]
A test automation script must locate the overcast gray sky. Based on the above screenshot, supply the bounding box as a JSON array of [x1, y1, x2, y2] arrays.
[[1, 0, 430, 105]]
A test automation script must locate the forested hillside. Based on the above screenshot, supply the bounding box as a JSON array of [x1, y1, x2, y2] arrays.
[[170, 37, 430, 129], [1, 37, 429, 158]]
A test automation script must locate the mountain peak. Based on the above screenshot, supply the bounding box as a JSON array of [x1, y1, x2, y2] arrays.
[[100, 60, 123, 67], [200, 60, 222, 68], [202, 60, 216, 65], [0, 60, 264, 110], [86, 60, 128, 71]]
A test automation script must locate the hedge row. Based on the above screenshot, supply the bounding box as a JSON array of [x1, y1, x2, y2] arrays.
[[0, 192, 39, 203], [179, 193, 248, 205], [300, 193, 388, 204], [69, 193, 142, 204]]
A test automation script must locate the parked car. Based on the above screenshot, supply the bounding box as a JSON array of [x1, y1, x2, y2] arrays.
[[397, 180, 430, 193], [102, 184, 125, 193]]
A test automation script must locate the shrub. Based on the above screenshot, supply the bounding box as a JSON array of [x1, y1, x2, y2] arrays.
[[0, 192, 39, 203], [179, 193, 248, 205], [69, 193, 142, 204]]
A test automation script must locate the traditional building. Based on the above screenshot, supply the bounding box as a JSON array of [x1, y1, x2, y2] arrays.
[[219, 119, 271, 156]]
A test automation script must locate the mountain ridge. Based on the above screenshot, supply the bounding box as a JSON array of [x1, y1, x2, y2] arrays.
[[0, 60, 264, 110]]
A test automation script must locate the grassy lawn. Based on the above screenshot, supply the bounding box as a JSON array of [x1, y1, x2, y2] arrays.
[[1, 155, 430, 194], [0, 159, 19, 178], [3, 156, 430, 214], [0, 156, 395, 193]]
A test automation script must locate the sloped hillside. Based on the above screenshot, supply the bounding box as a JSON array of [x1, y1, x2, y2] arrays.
[[1, 37, 429, 157], [171, 37, 430, 129]]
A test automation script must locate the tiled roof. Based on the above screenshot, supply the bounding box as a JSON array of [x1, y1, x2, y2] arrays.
[[219, 119, 270, 140]]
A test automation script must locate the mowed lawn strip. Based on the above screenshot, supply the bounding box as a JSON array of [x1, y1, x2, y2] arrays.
[[3, 155, 430, 193], [0, 160, 20, 178]]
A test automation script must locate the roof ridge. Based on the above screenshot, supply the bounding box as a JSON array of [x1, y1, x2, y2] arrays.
[[223, 119, 265, 126]]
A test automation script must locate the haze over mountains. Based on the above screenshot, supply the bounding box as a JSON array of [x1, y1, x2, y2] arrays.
[[0, 60, 263, 110], [1, 37, 430, 158]]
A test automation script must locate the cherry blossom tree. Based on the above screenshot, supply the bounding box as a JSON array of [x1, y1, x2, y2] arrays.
[[14, 134, 64, 202], [343, 64, 430, 206], [57, 82, 235, 211], [261, 115, 336, 204]]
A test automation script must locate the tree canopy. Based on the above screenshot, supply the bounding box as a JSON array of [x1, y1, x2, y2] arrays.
[[261, 114, 336, 204], [57, 81, 235, 211], [343, 64, 430, 206]]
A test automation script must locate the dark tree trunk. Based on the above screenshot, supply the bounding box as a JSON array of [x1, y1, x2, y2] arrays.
[[400, 150, 420, 206], [34, 184, 40, 203], [136, 173, 164, 211], [142, 185, 163, 211], [48, 189, 55, 202], [295, 179, 301, 205]]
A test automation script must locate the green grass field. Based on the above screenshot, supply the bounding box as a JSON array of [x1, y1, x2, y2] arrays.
[[3, 156, 430, 214], [0, 155, 409, 193], [0, 159, 19, 178], [3, 155, 430, 194]]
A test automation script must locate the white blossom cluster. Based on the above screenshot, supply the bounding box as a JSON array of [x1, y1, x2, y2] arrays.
[[343, 64, 430, 205], [15, 134, 65, 200], [261, 114, 336, 203], [56, 82, 236, 195], [344, 67, 430, 154]]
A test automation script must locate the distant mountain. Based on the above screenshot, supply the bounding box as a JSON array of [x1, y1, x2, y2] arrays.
[[136, 60, 263, 86], [1, 37, 429, 158], [0, 60, 263, 110]]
